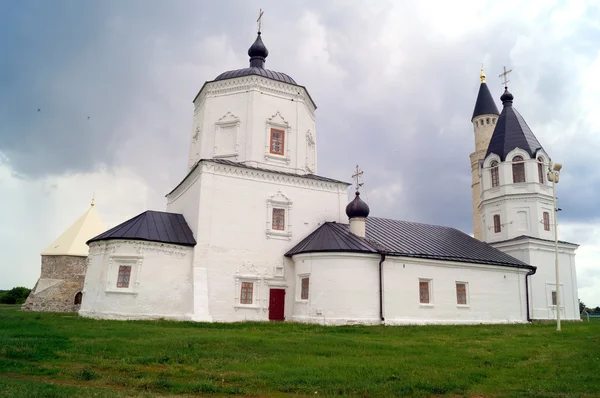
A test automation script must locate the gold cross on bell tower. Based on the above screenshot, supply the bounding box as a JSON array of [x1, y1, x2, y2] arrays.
[[499, 66, 513, 87], [257, 8, 264, 33], [352, 165, 364, 193]]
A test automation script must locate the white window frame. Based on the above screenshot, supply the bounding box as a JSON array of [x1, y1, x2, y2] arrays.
[[106, 255, 142, 295], [419, 278, 433, 307], [234, 278, 261, 309], [213, 111, 240, 159], [266, 191, 293, 240], [297, 273, 310, 302], [455, 281, 469, 307], [305, 130, 316, 173], [264, 112, 291, 164]]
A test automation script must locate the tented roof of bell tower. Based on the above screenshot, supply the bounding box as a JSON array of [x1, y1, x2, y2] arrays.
[[485, 88, 544, 161], [41, 204, 107, 256], [472, 82, 500, 121]]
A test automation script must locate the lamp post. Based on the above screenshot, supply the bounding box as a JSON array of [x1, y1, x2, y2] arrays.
[[548, 161, 562, 331]]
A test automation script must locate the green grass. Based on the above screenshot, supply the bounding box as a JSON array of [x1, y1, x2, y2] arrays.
[[0, 305, 599, 397]]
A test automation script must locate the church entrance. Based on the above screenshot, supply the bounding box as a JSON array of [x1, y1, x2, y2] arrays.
[[268, 289, 285, 321]]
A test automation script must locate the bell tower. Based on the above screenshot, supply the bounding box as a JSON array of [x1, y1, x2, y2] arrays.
[[469, 66, 499, 240]]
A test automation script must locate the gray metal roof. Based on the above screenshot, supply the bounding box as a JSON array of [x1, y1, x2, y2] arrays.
[[214, 67, 297, 85], [286, 217, 533, 269], [485, 89, 544, 161], [472, 82, 499, 121], [167, 159, 350, 197], [87, 210, 196, 247], [285, 222, 379, 256]]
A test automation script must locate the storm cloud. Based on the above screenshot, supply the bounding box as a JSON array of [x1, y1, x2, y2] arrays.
[[1, 0, 599, 305]]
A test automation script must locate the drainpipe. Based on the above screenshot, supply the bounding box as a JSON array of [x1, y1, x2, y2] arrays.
[[379, 253, 386, 323], [525, 267, 537, 322]]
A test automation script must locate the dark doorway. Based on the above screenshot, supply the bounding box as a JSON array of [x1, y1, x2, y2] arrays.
[[74, 292, 82, 305], [268, 289, 285, 321]]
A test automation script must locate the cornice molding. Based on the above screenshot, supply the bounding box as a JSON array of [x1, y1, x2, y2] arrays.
[[167, 160, 345, 204], [480, 193, 554, 209], [195, 76, 316, 115], [88, 240, 190, 258]]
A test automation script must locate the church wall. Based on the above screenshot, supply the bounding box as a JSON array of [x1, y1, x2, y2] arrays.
[[195, 91, 251, 165], [480, 151, 554, 243], [247, 90, 315, 174], [79, 240, 194, 321], [189, 77, 315, 175], [189, 164, 347, 322], [288, 253, 529, 325], [383, 257, 529, 324], [492, 240, 580, 320], [166, 167, 202, 238], [291, 253, 381, 325]]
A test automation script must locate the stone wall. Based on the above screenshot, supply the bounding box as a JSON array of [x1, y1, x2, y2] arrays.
[[22, 255, 87, 312]]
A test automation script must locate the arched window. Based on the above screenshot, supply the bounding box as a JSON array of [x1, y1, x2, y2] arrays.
[[486, 118, 490, 124], [537, 157, 545, 183], [74, 292, 82, 305], [543, 212, 550, 231], [493, 215, 501, 233], [512, 156, 525, 183], [490, 161, 499, 187]]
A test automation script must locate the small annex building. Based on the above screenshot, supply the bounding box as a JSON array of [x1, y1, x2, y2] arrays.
[[78, 28, 580, 325], [22, 201, 106, 312]]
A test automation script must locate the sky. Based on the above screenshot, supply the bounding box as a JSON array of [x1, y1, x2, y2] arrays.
[[1, 0, 599, 306]]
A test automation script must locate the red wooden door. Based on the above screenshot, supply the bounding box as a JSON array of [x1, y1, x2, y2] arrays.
[[268, 289, 285, 321]]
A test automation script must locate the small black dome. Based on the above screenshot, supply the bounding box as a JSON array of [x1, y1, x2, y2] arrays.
[[500, 88, 514, 105], [346, 192, 370, 219], [248, 33, 268, 64]]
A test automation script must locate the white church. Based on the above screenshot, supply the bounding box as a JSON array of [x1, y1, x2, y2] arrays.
[[75, 29, 580, 325]]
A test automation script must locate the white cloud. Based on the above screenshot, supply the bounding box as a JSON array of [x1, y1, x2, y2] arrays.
[[2, 0, 600, 307], [0, 160, 151, 289]]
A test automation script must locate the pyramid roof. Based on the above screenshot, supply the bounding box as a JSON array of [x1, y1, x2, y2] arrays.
[[41, 205, 107, 256]]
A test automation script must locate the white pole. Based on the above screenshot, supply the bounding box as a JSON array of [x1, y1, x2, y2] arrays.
[[552, 171, 561, 331]]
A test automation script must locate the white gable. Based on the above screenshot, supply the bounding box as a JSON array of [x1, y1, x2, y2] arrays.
[[41, 205, 107, 256]]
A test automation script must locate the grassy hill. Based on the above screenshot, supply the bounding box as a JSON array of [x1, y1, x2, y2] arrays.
[[0, 305, 599, 397]]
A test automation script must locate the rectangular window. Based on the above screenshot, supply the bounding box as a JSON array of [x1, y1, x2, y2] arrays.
[[456, 283, 467, 305], [270, 128, 285, 155], [272, 208, 285, 231], [301, 277, 309, 300], [240, 282, 253, 304], [117, 265, 131, 288], [491, 164, 499, 187], [538, 161, 545, 183], [493, 214, 501, 233], [543, 212, 550, 231], [512, 156, 526, 183], [419, 280, 430, 304], [551, 290, 557, 306]]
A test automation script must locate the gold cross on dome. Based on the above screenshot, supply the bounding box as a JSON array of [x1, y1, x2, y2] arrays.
[[257, 8, 264, 33], [499, 66, 513, 87], [352, 165, 364, 192]]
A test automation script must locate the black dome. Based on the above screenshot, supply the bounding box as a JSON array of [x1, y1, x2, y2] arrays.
[[248, 32, 269, 59], [213, 32, 297, 85], [346, 192, 370, 219], [500, 87, 514, 104]]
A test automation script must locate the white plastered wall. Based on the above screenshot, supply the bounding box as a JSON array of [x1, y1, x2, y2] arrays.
[[189, 76, 316, 175], [480, 149, 555, 243], [290, 252, 530, 325], [492, 239, 580, 320], [166, 160, 349, 322], [79, 240, 194, 321]]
